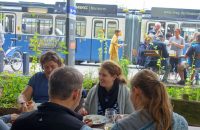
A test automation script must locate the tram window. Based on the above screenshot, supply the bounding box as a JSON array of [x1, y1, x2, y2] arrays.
[[180, 23, 200, 38], [94, 21, 103, 38], [22, 17, 37, 34], [167, 24, 176, 35], [22, 14, 53, 35], [55, 17, 65, 36], [5, 15, 14, 33], [147, 22, 165, 35], [76, 17, 86, 37], [107, 21, 117, 39], [38, 15, 53, 35], [148, 23, 155, 33]]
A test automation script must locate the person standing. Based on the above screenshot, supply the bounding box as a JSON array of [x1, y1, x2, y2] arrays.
[[109, 30, 122, 62], [169, 28, 185, 85]]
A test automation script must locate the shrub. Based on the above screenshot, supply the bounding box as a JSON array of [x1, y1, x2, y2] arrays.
[[0, 72, 29, 108]]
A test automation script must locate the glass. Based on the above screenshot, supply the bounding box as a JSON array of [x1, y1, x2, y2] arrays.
[[105, 108, 116, 123], [104, 123, 113, 130]]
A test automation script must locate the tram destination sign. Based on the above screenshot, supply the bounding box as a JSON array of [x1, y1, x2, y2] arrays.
[[152, 7, 200, 20], [76, 3, 117, 17]]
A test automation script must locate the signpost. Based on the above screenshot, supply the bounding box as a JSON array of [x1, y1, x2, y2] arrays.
[[66, 0, 76, 66]]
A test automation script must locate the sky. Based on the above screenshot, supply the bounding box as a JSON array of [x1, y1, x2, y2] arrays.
[[3, 0, 200, 10]]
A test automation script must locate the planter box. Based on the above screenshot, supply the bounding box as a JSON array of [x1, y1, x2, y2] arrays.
[[0, 108, 20, 116], [171, 99, 200, 126]]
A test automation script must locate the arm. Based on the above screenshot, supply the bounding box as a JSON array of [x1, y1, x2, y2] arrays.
[[18, 86, 33, 112], [170, 38, 185, 49], [0, 115, 11, 123], [0, 120, 10, 130], [111, 36, 121, 47], [84, 88, 94, 113], [185, 46, 194, 58], [124, 88, 134, 114], [170, 41, 185, 49], [18, 86, 33, 104]]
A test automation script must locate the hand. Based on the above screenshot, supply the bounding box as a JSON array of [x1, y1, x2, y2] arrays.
[[11, 114, 19, 122], [20, 100, 36, 112], [78, 107, 88, 116], [84, 119, 93, 127], [20, 102, 28, 112]]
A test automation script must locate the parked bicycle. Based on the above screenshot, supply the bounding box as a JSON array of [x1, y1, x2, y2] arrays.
[[1, 38, 23, 71]]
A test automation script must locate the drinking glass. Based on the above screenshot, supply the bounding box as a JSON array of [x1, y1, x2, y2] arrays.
[[105, 108, 116, 123]]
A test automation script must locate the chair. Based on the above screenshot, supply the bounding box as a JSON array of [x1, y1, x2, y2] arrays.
[[144, 50, 160, 57]]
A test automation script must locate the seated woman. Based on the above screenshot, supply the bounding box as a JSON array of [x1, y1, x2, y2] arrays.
[[18, 51, 63, 112], [137, 35, 153, 67], [82, 60, 134, 115], [112, 69, 188, 130]]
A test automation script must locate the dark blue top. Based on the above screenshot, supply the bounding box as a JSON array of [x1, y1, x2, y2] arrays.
[[186, 43, 200, 68], [28, 72, 48, 103]]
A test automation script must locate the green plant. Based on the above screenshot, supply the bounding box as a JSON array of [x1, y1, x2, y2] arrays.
[[83, 71, 98, 90], [118, 58, 130, 79], [29, 33, 42, 73], [0, 72, 30, 108], [167, 86, 200, 102], [97, 29, 107, 62]]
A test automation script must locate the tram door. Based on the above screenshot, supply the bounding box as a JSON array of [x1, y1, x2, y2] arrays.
[[91, 18, 119, 62]]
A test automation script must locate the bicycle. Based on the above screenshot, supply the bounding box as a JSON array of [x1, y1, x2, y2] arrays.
[[1, 38, 23, 71]]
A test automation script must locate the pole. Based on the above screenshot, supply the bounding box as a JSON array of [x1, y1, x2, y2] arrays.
[[65, 0, 76, 66], [23, 52, 29, 75], [0, 51, 4, 72]]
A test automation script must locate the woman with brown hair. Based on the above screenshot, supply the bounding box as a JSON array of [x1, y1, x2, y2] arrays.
[[81, 60, 133, 115], [112, 69, 188, 130], [18, 51, 63, 112]]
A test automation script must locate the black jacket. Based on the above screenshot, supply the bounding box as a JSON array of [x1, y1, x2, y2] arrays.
[[11, 102, 85, 130], [145, 40, 169, 67]]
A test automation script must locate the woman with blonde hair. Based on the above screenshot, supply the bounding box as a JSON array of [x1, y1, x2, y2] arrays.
[[112, 69, 188, 130], [80, 60, 133, 115]]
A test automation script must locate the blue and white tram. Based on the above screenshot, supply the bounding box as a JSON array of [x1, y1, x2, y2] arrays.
[[0, 2, 126, 62]]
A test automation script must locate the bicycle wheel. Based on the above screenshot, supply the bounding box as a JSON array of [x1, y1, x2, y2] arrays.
[[10, 50, 23, 71]]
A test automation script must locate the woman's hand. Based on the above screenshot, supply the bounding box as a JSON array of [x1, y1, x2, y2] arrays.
[[20, 100, 36, 112], [11, 114, 19, 122], [78, 107, 88, 116]]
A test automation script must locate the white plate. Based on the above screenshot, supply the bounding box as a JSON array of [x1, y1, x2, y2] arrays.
[[83, 115, 107, 125]]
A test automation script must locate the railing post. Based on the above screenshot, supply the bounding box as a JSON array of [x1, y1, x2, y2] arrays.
[[23, 52, 29, 75], [0, 51, 4, 72]]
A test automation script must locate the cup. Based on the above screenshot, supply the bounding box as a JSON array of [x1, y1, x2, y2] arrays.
[[105, 108, 116, 123]]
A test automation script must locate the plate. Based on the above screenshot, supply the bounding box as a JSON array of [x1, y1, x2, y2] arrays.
[[83, 115, 107, 125]]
